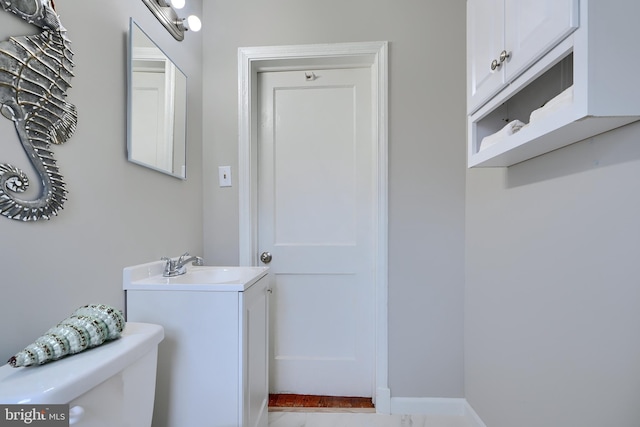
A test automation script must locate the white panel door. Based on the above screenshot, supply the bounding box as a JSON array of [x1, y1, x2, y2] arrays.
[[131, 70, 172, 171], [258, 68, 375, 397]]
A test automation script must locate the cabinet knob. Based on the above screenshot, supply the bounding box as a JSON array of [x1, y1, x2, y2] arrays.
[[499, 50, 511, 63], [490, 59, 501, 71]]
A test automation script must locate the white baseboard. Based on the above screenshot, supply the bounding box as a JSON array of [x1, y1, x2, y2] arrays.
[[375, 387, 391, 415], [390, 397, 466, 416], [464, 400, 488, 427], [389, 397, 487, 427]]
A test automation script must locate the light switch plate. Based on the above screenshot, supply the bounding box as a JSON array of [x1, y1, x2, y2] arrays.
[[218, 166, 232, 187]]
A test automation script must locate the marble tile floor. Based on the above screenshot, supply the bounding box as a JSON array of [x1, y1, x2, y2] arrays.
[[268, 411, 472, 427]]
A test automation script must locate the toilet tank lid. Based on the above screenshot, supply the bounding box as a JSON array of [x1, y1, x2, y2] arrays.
[[0, 322, 164, 404]]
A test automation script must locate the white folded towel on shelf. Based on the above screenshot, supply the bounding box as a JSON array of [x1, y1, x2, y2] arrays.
[[479, 119, 526, 151], [529, 86, 573, 123]]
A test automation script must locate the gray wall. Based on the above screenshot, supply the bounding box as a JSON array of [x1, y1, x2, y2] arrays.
[[201, 0, 467, 398], [0, 1, 203, 362], [465, 122, 640, 426]]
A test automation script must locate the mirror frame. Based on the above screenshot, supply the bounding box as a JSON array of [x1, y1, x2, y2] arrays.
[[127, 18, 187, 179]]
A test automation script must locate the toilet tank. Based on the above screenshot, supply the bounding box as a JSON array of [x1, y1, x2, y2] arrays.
[[0, 322, 164, 427]]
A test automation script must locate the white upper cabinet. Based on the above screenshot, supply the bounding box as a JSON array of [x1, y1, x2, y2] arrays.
[[467, 0, 640, 168], [467, 0, 504, 112], [468, 0, 578, 113], [504, 0, 578, 83]]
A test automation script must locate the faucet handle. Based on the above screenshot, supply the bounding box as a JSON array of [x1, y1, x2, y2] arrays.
[[160, 257, 174, 275]]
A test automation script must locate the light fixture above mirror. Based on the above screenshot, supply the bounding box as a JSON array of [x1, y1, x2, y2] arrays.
[[141, 0, 201, 41]]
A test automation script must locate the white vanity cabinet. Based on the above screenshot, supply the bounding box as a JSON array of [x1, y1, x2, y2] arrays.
[[467, 0, 640, 167], [125, 273, 270, 427]]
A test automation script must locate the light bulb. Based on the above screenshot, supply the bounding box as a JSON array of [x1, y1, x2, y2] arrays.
[[170, 0, 185, 9], [185, 15, 202, 32]]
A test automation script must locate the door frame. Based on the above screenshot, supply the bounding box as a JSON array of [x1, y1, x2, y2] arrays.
[[238, 42, 389, 413]]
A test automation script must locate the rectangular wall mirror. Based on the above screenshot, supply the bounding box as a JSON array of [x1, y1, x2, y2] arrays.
[[127, 18, 187, 179]]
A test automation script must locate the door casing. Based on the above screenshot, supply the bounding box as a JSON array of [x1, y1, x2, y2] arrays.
[[238, 42, 389, 413]]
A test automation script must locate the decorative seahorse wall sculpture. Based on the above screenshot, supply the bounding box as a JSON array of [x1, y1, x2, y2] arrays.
[[0, 0, 77, 221]]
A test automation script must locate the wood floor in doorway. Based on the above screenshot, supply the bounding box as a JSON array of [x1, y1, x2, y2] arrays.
[[269, 394, 375, 413]]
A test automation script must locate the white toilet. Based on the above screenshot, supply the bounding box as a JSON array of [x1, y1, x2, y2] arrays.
[[0, 322, 164, 427]]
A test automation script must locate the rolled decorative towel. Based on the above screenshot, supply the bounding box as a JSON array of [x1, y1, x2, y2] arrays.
[[7, 304, 125, 368], [529, 86, 573, 123], [479, 119, 526, 151]]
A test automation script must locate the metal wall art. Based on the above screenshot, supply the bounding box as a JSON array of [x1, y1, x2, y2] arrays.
[[0, 0, 76, 221]]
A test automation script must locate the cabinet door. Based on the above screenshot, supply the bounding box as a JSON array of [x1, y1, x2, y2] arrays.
[[467, 0, 505, 112], [243, 278, 269, 427], [504, 0, 578, 82]]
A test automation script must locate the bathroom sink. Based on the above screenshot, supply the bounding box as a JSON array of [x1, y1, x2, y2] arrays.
[[123, 261, 269, 291]]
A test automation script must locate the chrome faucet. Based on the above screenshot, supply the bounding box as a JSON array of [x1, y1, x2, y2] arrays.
[[161, 252, 204, 277]]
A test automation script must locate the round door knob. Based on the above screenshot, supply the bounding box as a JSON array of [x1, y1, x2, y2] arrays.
[[260, 251, 272, 264], [490, 59, 501, 71], [499, 50, 511, 63]]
